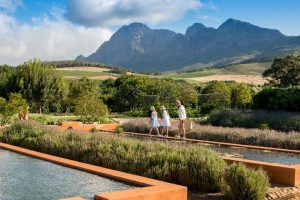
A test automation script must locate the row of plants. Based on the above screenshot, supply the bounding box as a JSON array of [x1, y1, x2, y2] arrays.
[[0, 121, 269, 199], [121, 119, 300, 150], [205, 109, 300, 132]]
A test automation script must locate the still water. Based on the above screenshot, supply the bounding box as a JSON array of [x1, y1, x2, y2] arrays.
[[0, 149, 136, 200]]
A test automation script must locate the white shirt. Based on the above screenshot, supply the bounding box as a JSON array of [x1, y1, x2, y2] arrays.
[[178, 105, 187, 120]]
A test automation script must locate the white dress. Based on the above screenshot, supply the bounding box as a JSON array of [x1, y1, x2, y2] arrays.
[[178, 105, 187, 120], [150, 112, 160, 128], [161, 110, 171, 127]]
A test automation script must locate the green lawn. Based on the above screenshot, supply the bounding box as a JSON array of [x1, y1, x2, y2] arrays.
[[163, 71, 217, 78], [58, 70, 108, 77]]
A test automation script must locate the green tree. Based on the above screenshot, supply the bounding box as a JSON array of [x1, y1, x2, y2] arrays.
[[100, 78, 117, 107], [263, 55, 300, 87], [74, 95, 108, 123], [0, 93, 28, 125], [111, 75, 198, 113], [68, 77, 101, 112], [13, 59, 68, 113], [230, 83, 252, 108], [0, 65, 15, 98], [199, 81, 231, 114]]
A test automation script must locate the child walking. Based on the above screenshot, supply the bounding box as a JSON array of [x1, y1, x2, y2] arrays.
[[149, 106, 160, 135], [160, 106, 171, 137]]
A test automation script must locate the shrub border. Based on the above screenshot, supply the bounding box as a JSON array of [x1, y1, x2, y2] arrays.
[[113, 131, 300, 186], [0, 142, 187, 200]]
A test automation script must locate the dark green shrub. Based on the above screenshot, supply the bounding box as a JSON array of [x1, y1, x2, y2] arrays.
[[253, 87, 300, 112], [90, 127, 97, 133], [200, 102, 219, 115], [206, 109, 300, 132], [224, 163, 269, 200], [114, 127, 124, 134]]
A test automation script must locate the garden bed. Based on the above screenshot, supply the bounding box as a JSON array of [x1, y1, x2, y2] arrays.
[[0, 121, 269, 200], [121, 119, 300, 150]]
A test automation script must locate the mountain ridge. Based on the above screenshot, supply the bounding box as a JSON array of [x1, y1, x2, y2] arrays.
[[77, 19, 300, 72]]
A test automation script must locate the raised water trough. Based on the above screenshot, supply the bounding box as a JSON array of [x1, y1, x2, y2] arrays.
[[0, 142, 187, 200]]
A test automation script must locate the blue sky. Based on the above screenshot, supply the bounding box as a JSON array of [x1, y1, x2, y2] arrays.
[[13, 0, 300, 35], [0, 0, 299, 65]]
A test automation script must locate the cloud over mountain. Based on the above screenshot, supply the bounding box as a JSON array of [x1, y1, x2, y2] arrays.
[[0, 1, 112, 65], [65, 0, 202, 27]]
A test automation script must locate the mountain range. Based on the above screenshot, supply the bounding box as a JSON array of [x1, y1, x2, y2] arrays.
[[76, 18, 300, 72]]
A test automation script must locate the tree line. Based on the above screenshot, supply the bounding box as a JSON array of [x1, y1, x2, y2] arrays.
[[0, 55, 299, 121]]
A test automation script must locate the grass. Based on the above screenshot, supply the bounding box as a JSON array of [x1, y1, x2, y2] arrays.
[[121, 119, 300, 150], [160, 62, 271, 79], [0, 121, 270, 199], [29, 114, 81, 125], [163, 71, 217, 79], [57, 70, 108, 77]]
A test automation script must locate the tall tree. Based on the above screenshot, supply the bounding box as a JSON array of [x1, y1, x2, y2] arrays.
[[67, 77, 101, 112], [0, 65, 15, 98], [263, 55, 300, 87], [13, 59, 68, 113]]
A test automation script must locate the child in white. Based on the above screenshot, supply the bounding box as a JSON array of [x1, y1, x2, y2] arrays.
[[160, 106, 171, 136], [149, 106, 160, 135], [176, 100, 187, 138]]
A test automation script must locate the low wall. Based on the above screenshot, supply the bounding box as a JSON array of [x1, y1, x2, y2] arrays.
[[59, 121, 118, 132], [0, 142, 187, 200], [224, 157, 300, 187]]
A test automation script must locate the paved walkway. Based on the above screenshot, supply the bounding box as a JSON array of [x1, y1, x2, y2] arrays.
[[188, 186, 300, 200], [266, 186, 300, 200]]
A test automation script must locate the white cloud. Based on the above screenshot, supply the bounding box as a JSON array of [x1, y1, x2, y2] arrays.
[[0, 8, 113, 65], [0, 0, 22, 13], [65, 0, 202, 27], [199, 15, 220, 22]]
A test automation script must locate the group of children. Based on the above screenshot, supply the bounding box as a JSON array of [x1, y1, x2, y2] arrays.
[[149, 100, 187, 138]]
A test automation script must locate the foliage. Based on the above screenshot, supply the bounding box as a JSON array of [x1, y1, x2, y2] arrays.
[[122, 119, 300, 150], [109, 67, 128, 74], [43, 60, 113, 69], [100, 78, 117, 106], [11, 59, 68, 113], [224, 163, 269, 200], [263, 55, 300, 87], [29, 114, 81, 125], [253, 86, 300, 112], [0, 65, 15, 98], [199, 81, 253, 115], [1, 121, 227, 192], [67, 77, 101, 112], [114, 127, 124, 134], [74, 95, 108, 123], [206, 109, 300, 132], [111, 75, 198, 112], [0, 93, 28, 125], [230, 83, 252, 108]]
